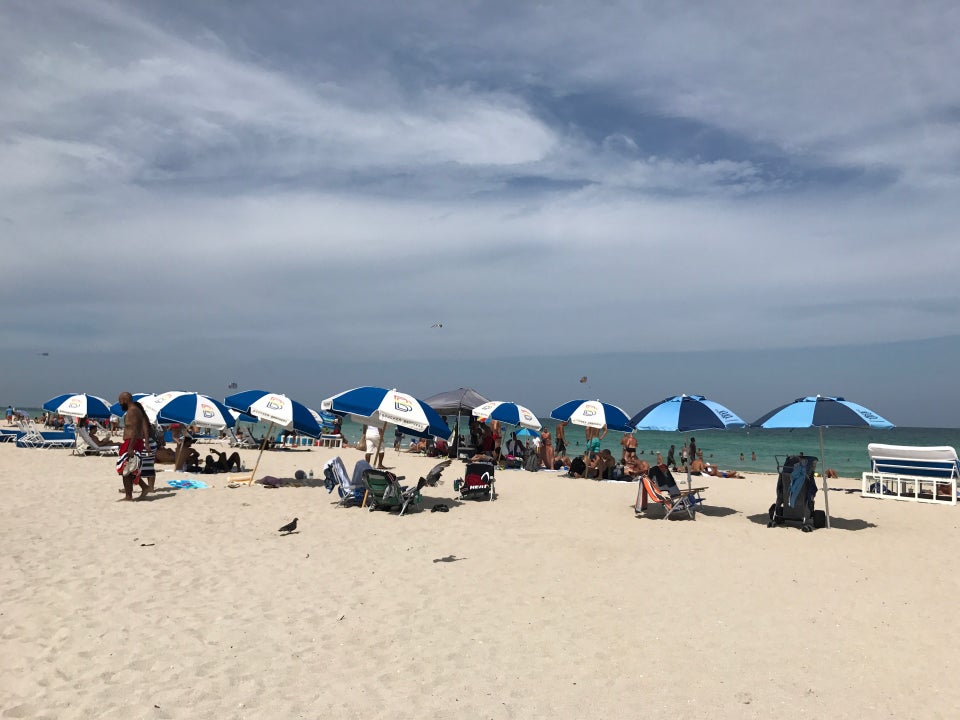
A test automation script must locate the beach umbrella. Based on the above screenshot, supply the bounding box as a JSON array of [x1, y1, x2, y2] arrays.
[[108, 393, 160, 419], [472, 401, 541, 430], [322, 386, 452, 462], [321, 387, 450, 438], [515, 427, 541, 439], [224, 390, 325, 484], [224, 390, 323, 437], [630, 394, 747, 491], [550, 399, 633, 433], [43, 393, 112, 420], [472, 401, 541, 461], [752, 395, 894, 529], [151, 392, 235, 429], [423, 387, 490, 451], [630, 394, 746, 432]]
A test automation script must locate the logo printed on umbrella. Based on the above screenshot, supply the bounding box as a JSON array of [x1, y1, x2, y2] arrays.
[[67, 399, 81, 409], [521, 411, 533, 421], [201, 403, 215, 419], [394, 395, 413, 413], [716, 408, 736, 420], [266, 397, 284, 411], [582, 404, 597, 417]]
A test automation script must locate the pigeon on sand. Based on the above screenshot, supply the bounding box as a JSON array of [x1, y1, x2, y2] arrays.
[[278, 518, 298, 534]]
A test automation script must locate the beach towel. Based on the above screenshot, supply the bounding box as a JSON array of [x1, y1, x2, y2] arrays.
[[789, 461, 807, 507], [167, 478, 208, 490]]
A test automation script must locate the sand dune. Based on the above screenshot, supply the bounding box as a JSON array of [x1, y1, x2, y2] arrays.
[[1, 442, 958, 719]]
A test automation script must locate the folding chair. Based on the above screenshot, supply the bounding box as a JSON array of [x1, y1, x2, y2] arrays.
[[635, 465, 707, 520]]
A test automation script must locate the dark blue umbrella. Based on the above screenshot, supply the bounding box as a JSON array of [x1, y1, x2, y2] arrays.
[[630, 394, 746, 432], [631, 394, 746, 491], [752, 395, 894, 528]]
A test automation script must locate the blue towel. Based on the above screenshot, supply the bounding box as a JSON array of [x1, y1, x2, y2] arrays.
[[167, 478, 208, 490], [788, 462, 807, 507]]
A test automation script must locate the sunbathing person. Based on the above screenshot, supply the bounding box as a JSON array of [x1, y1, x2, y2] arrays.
[[87, 426, 118, 448], [406, 438, 428, 453], [205, 449, 242, 473], [586, 449, 617, 480], [622, 457, 650, 480]]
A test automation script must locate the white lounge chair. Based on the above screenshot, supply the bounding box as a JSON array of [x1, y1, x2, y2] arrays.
[[15, 421, 75, 449], [861, 444, 958, 506], [75, 426, 120, 456]]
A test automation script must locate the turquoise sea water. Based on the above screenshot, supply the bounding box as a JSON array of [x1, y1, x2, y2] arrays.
[[344, 417, 957, 477], [16, 407, 960, 478]]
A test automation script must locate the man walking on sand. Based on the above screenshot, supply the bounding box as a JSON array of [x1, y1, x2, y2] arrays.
[[116, 392, 150, 501]]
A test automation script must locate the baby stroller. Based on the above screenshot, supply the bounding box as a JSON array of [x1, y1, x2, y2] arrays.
[[768, 455, 827, 532]]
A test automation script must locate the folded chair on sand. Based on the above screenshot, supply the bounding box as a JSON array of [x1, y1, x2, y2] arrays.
[[454, 461, 496, 501], [361, 468, 422, 516], [322, 456, 365, 507], [635, 464, 707, 520]]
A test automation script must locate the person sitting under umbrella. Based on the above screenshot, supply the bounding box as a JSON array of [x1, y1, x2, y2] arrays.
[[586, 449, 616, 480]]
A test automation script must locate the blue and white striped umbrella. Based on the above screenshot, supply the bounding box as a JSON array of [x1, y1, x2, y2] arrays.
[[151, 391, 235, 429], [472, 401, 541, 430], [224, 390, 323, 438], [630, 394, 746, 432], [108, 393, 159, 419], [321, 386, 451, 439], [43, 393, 113, 419], [752, 395, 893, 430], [550, 399, 633, 432], [752, 395, 893, 530]]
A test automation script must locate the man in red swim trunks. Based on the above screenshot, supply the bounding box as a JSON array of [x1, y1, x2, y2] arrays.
[[116, 391, 151, 501]]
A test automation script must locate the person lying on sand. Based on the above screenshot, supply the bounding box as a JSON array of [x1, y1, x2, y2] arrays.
[[205, 449, 242, 473]]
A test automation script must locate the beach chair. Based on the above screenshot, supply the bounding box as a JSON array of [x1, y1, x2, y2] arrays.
[[454, 461, 496, 501], [861, 444, 958, 506], [767, 455, 825, 532], [361, 468, 421, 515], [15, 421, 75, 449], [228, 429, 258, 449], [0, 428, 17, 443], [635, 465, 706, 520], [322, 456, 365, 507], [75, 426, 120, 456]]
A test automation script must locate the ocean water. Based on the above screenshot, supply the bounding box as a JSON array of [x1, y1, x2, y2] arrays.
[[16, 407, 960, 478], [342, 417, 959, 478]]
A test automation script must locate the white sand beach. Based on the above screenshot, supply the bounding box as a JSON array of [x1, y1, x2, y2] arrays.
[[2, 442, 959, 719]]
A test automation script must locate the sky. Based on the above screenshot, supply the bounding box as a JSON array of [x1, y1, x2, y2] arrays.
[[2, 1, 959, 426]]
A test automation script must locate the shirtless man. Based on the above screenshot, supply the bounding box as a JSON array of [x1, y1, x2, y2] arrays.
[[584, 424, 607, 456], [555, 421, 567, 456], [116, 392, 150, 501], [621, 431, 637, 462]]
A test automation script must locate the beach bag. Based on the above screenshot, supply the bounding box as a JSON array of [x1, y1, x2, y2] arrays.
[[524, 449, 540, 472]]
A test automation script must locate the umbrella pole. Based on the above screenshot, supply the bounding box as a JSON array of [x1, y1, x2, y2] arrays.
[[246, 422, 274, 485], [819, 427, 831, 529]]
